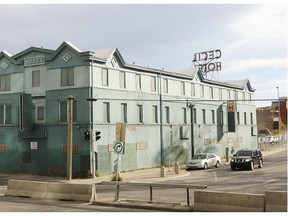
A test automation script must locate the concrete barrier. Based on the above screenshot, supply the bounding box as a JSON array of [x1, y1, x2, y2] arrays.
[[265, 191, 287, 212], [194, 190, 265, 212], [5, 179, 48, 199], [45, 182, 96, 202]]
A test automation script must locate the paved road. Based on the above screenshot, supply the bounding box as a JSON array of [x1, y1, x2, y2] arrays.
[[0, 146, 286, 211], [95, 148, 287, 205]]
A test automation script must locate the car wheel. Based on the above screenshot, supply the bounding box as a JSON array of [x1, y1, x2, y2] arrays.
[[204, 163, 208, 170], [215, 161, 220, 168], [250, 161, 254, 170], [258, 160, 263, 168]]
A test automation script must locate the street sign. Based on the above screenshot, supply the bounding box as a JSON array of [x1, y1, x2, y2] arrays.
[[114, 141, 124, 154]]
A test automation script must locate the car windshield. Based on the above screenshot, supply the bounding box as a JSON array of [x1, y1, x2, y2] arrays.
[[193, 154, 207, 160], [235, 151, 252, 156]]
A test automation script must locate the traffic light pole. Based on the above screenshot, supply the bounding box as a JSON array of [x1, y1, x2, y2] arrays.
[[90, 62, 96, 178]]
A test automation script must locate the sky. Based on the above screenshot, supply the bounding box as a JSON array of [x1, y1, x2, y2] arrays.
[[0, 1, 287, 107]]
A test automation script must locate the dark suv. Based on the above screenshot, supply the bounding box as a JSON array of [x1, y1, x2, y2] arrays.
[[230, 149, 263, 171]]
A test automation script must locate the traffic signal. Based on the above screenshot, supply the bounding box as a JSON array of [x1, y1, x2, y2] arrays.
[[84, 131, 90, 141], [95, 131, 101, 141]]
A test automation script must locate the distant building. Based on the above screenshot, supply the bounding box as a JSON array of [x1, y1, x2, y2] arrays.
[[257, 97, 287, 133], [0, 41, 257, 176]]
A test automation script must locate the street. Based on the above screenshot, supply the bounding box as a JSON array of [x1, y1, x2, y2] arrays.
[[95, 148, 287, 205], [0, 146, 287, 211]]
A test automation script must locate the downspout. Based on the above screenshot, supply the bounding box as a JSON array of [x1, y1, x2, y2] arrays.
[[190, 104, 195, 158], [159, 71, 164, 165]]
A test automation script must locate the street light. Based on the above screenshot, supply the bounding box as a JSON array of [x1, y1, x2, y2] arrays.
[[276, 87, 280, 135]]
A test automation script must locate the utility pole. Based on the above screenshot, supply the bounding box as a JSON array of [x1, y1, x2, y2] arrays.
[[276, 87, 281, 136], [67, 95, 73, 180]]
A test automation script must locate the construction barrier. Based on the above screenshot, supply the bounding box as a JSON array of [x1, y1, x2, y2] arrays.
[[45, 182, 96, 202], [5, 179, 48, 199], [194, 190, 265, 212], [265, 190, 287, 212]]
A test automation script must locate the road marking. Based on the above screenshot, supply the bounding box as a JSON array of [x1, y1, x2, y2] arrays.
[[216, 163, 287, 182]]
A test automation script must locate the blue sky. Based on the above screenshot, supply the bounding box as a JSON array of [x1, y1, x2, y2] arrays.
[[0, 2, 287, 107]]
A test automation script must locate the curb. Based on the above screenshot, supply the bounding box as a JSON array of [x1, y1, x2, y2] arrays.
[[92, 200, 194, 212]]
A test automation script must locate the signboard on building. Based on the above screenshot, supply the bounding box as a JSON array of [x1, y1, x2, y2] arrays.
[[227, 101, 235, 112], [24, 56, 45, 67], [193, 49, 222, 73]]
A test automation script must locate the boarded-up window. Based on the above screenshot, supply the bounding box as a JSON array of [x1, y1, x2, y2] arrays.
[[61, 67, 74, 86], [32, 70, 40, 87]]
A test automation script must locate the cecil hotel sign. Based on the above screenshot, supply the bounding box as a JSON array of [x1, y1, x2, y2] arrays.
[[193, 49, 222, 73]]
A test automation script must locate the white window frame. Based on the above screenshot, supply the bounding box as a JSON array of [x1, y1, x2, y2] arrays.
[[163, 78, 168, 93], [61, 67, 74, 86], [136, 74, 141, 90], [119, 71, 126, 89], [32, 70, 40, 87], [102, 68, 109, 87], [0, 74, 11, 91], [151, 76, 156, 92], [103, 102, 110, 123]]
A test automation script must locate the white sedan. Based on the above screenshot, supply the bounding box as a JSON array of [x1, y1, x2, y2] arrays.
[[186, 153, 221, 170]]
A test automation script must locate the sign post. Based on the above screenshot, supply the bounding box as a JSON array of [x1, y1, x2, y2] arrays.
[[114, 141, 123, 202]]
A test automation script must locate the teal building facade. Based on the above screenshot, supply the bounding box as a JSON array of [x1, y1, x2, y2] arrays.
[[0, 41, 257, 177]]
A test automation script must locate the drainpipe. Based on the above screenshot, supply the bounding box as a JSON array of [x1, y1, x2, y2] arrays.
[[158, 71, 164, 165], [189, 102, 195, 158]]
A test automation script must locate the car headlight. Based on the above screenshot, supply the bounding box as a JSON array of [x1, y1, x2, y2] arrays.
[[231, 159, 235, 162], [245, 159, 251, 162]]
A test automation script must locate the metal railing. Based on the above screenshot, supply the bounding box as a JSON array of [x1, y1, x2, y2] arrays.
[[97, 181, 207, 206]]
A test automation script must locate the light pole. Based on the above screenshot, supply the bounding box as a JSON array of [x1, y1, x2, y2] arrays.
[[276, 87, 280, 135]]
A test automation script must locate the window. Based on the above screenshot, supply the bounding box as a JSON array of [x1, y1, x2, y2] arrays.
[[61, 67, 74, 86], [136, 74, 141, 90], [183, 107, 187, 123], [211, 110, 215, 124], [151, 77, 156, 92], [236, 112, 240, 124], [153, 105, 158, 123], [121, 103, 127, 123], [202, 109, 206, 124], [218, 110, 223, 125], [244, 112, 247, 125], [218, 88, 222, 100], [119, 71, 126, 88], [103, 102, 110, 123], [163, 78, 168, 93], [235, 91, 238, 101], [250, 113, 253, 125], [181, 82, 185, 95], [0, 75, 11, 91], [59, 100, 77, 123], [37, 106, 45, 121], [191, 83, 195, 96], [193, 109, 197, 124], [0, 104, 12, 125], [228, 90, 231, 100], [165, 106, 170, 123], [200, 85, 204, 98], [137, 104, 143, 123], [102, 68, 109, 86], [32, 70, 40, 87], [209, 87, 213, 99], [228, 112, 235, 132]]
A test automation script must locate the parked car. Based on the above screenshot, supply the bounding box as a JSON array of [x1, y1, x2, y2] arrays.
[[230, 149, 263, 171], [267, 135, 277, 144], [186, 153, 221, 170]]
